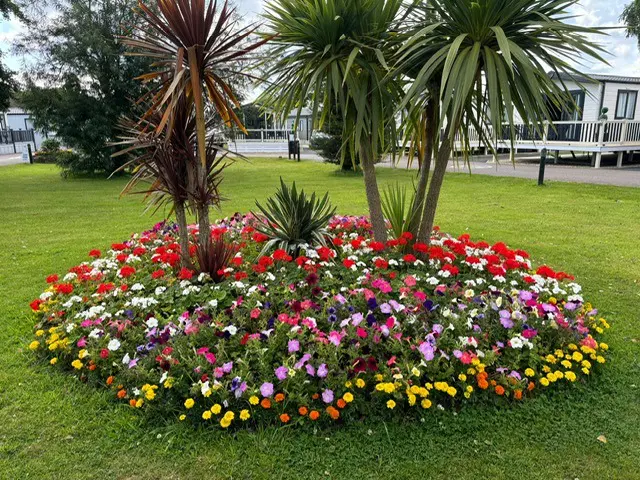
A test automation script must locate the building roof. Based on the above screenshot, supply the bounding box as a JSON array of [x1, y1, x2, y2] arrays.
[[549, 71, 640, 85]]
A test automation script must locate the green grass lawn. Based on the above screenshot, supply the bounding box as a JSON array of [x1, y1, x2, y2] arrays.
[[1, 159, 639, 479]]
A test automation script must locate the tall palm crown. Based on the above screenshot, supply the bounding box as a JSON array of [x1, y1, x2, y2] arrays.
[[397, 0, 606, 147], [259, 0, 404, 157]]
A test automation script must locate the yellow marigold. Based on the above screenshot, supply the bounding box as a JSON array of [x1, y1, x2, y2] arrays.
[[595, 327, 604, 334], [163, 377, 174, 389], [572, 352, 583, 362], [211, 404, 222, 415], [561, 360, 572, 369], [568, 343, 578, 351], [28, 340, 40, 350], [408, 394, 416, 406], [184, 398, 195, 409], [425, 383, 433, 390], [135, 399, 144, 408], [240, 409, 250, 421], [410, 385, 421, 395], [48, 342, 59, 351], [542, 365, 551, 373], [384, 383, 395, 394], [545, 354, 557, 364], [220, 417, 231, 428], [375, 374, 384, 382], [202, 410, 212, 420], [50, 357, 58, 365], [421, 399, 432, 409], [78, 349, 88, 359], [554, 371, 564, 380], [343, 392, 354, 403], [582, 367, 590, 375], [375, 383, 385, 392], [145, 389, 156, 401], [554, 350, 564, 358], [600, 342, 609, 351], [464, 392, 472, 399], [355, 378, 366, 389], [411, 367, 421, 377], [525, 368, 535, 377], [466, 385, 474, 393], [386, 400, 396, 409], [35, 330, 44, 337], [249, 395, 259, 405], [344, 381, 352, 388], [458, 374, 467, 382], [540, 378, 550, 387], [596, 356, 606, 364], [223, 411, 235, 421], [179, 414, 186, 421], [447, 387, 457, 397], [71, 359, 83, 370], [565, 371, 577, 382]]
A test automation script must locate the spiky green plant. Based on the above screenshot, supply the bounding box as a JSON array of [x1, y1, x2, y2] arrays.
[[253, 179, 336, 255], [381, 183, 419, 241]]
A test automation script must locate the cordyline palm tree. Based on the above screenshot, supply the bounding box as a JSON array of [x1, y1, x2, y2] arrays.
[[395, 0, 606, 243], [122, 0, 268, 253], [258, 0, 405, 242], [113, 94, 229, 268]]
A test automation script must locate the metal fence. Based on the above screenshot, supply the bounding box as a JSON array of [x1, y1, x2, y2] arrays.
[[0, 129, 36, 153]]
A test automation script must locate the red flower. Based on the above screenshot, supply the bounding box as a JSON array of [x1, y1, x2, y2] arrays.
[[441, 264, 459, 276], [374, 258, 388, 269], [413, 242, 428, 254], [252, 232, 269, 243], [46, 274, 59, 284], [133, 247, 147, 256], [119, 266, 136, 278], [97, 283, 115, 294], [403, 254, 417, 263], [55, 283, 74, 295], [273, 249, 292, 262], [178, 267, 194, 280], [89, 249, 101, 258], [369, 241, 385, 252], [231, 256, 243, 266], [100, 349, 109, 359], [111, 243, 128, 251], [342, 258, 355, 269], [29, 299, 43, 311], [152, 269, 165, 279]]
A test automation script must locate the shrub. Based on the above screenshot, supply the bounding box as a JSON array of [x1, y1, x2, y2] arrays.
[[253, 179, 336, 255], [28, 216, 610, 429], [381, 183, 419, 241], [33, 138, 63, 164]]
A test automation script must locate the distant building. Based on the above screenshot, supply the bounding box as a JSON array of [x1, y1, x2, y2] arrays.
[[1, 100, 50, 153]]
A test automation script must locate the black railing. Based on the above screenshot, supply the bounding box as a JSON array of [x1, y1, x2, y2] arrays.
[[0, 129, 36, 153]]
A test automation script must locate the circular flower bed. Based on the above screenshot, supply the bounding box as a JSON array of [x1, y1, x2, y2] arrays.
[[29, 215, 610, 428]]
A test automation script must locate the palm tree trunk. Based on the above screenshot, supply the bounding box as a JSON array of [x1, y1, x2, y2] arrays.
[[417, 127, 453, 244], [174, 201, 192, 268], [409, 99, 437, 237], [359, 141, 387, 243]]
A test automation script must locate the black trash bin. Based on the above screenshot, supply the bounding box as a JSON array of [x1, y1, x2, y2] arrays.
[[288, 133, 300, 161]]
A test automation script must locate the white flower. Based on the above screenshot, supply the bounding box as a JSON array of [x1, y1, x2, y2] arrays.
[[108, 339, 121, 351], [223, 325, 238, 336], [510, 336, 524, 349], [122, 353, 130, 365], [146, 317, 158, 329], [131, 283, 145, 291]]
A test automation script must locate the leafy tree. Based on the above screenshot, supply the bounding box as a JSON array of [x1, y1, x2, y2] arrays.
[[395, 0, 606, 243], [0, 0, 23, 113], [16, 0, 151, 175], [622, 0, 640, 47], [259, 0, 405, 242]]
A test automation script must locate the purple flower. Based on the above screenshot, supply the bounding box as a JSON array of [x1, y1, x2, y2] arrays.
[[565, 302, 577, 311], [275, 366, 288, 381], [222, 361, 233, 373], [499, 310, 514, 329], [305, 364, 316, 376], [351, 312, 364, 326], [432, 324, 444, 335], [260, 382, 274, 397], [317, 363, 328, 378], [288, 339, 300, 353], [453, 349, 463, 359], [389, 300, 404, 312], [380, 303, 392, 314], [322, 389, 334, 404], [418, 342, 435, 362], [519, 291, 533, 302], [294, 353, 311, 369]]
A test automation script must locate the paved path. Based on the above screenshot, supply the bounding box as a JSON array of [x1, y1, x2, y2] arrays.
[[0, 153, 24, 167]]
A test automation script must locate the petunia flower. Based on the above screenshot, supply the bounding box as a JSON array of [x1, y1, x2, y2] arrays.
[[317, 363, 328, 378], [275, 366, 288, 381], [260, 382, 274, 397], [322, 389, 334, 404]]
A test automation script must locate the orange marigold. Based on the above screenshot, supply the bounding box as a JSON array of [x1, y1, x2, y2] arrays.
[[275, 393, 285, 403], [527, 381, 535, 391], [312, 393, 320, 400], [309, 410, 320, 421], [261, 398, 271, 409], [326, 406, 340, 420], [280, 413, 290, 423], [106, 376, 114, 386], [298, 406, 309, 416], [514, 390, 523, 400], [495, 385, 505, 396], [116, 389, 127, 399], [336, 399, 347, 409], [129, 399, 137, 407]]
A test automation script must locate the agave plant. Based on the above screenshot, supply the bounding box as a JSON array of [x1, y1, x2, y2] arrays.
[[253, 179, 336, 255], [381, 183, 419, 241]]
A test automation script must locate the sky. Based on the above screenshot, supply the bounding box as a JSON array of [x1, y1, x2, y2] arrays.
[[1, 0, 639, 75]]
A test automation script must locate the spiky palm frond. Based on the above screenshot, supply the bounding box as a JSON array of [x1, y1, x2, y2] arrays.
[[396, 0, 607, 154], [381, 183, 419, 240]]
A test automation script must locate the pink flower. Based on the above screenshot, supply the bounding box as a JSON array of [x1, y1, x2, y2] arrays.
[[260, 382, 274, 397], [356, 327, 368, 338], [404, 275, 416, 287], [250, 308, 261, 319], [288, 339, 300, 353], [275, 366, 288, 381], [328, 331, 343, 346]]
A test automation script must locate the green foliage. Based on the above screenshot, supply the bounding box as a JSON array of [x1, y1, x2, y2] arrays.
[[381, 183, 419, 240], [33, 138, 66, 164], [16, 0, 152, 176], [622, 0, 640, 48], [253, 178, 336, 255], [397, 0, 607, 153], [259, 0, 404, 163]]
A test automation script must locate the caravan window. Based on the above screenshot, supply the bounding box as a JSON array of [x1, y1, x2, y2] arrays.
[[615, 90, 638, 119]]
